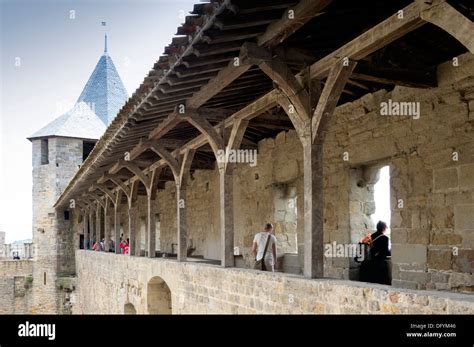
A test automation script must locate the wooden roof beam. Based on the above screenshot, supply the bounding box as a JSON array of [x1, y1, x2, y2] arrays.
[[420, 0, 474, 54], [312, 60, 358, 142], [351, 62, 437, 88], [308, 1, 427, 80], [258, 0, 334, 47], [185, 44, 255, 109]]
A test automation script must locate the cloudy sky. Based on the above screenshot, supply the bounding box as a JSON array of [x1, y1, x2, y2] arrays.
[[0, 0, 196, 243]]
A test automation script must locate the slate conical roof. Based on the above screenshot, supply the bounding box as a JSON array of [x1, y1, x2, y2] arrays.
[[76, 50, 128, 125], [29, 37, 128, 140]]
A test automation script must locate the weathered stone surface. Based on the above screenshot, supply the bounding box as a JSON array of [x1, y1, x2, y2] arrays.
[[0, 260, 33, 314], [433, 167, 458, 192], [453, 249, 474, 274], [427, 249, 453, 271], [392, 244, 427, 264], [459, 164, 474, 190], [73, 251, 474, 314], [454, 204, 474, 230]]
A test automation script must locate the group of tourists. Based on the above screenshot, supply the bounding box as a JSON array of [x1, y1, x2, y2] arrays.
[[91, 235, 130, 255], [84, 220, 391, 284], [251, 220, 392, 286]]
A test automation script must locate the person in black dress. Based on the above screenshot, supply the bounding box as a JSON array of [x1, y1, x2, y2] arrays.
[[360, 221, 391, 285]]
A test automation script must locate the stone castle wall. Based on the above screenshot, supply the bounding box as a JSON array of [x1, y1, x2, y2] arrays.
[[73, 250, 474, 314], [31, 137, 83, 313], [321, 53, 474, 291], [0, 260, 33, 314], [72, 53, 474, 294]]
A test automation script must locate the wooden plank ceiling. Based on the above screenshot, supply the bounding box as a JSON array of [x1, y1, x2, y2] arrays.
[[57, 0, 472, 202]]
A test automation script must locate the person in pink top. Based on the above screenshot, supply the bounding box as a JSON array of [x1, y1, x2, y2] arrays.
[[123, 239, 130, 255]]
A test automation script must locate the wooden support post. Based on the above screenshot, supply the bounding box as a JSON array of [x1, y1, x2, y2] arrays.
[[175, 150, 195, 262], [255, 49, 325, 278], [95, 204, 101, 252], [218, 119, 249, 267], [219, 170, 234, 267], [146, 192, 156, 258], [176, 187, 187, 261], [114, 204, 120, 254], [83, 210, 89, 250], [104, 200, 111, 252], [89, 209, 95, 250], [301, 136, 324, 278], [127, 201, 137, 256]]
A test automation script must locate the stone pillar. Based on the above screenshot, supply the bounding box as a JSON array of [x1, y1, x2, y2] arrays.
[[147, 193, 156, 258], [114, 205, 120, 254], [219, 169, 234, 267], [302, 137, 324, 278], [128, 203, 137, 256], [83, 211, 89, 250], [176, 186, 187, 261]]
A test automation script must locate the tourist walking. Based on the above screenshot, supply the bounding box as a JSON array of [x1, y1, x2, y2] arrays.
[[252, 223, 277, 272]]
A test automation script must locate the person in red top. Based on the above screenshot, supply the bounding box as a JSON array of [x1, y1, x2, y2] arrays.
[[122, 239, 130, 255], [119, 239, 126, 254]]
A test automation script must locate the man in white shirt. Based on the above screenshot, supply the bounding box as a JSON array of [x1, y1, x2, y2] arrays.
[[252, 223, 277, 272]]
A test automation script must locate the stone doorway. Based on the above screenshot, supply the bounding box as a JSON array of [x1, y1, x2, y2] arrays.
[[147, 276, 172, 314], [349, 164, 392, 282], [124, 303, 136, 314]]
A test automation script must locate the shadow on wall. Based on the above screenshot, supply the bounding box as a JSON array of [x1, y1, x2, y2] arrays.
[[147, 276, 172, 314]]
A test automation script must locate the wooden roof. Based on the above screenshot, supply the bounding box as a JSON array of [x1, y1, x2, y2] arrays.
[[55, 0, 473, 207]]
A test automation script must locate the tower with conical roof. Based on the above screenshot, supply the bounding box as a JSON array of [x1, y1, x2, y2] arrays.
[[28, 36, 128, 313]]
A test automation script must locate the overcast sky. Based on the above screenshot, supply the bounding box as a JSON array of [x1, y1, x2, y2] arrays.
[[0, 0, 196, 243]]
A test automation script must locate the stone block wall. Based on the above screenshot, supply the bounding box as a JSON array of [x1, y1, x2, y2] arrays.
[[0, 260, 33, 314], [107, 130, 303, 263], [72, 53, 474, 293], [73, 251, 474, 314], [321, 53, 474, 291], [31, 137, 84, 313]]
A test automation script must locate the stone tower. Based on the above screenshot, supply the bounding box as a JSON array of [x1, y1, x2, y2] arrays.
[[28, 37, 127, 313]]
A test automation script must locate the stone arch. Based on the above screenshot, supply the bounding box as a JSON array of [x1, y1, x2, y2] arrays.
[[147, 276, 172, 314], [124, 302, 136, 314]]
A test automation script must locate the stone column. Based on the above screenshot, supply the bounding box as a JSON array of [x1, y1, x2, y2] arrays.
[[219, 169, 234, 267], [176, 186, 187, 261], [302, 136, 324, 278], [147, 193, 156, 258], [128, 203, 137, 256], [83, 212, 89, 250]]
